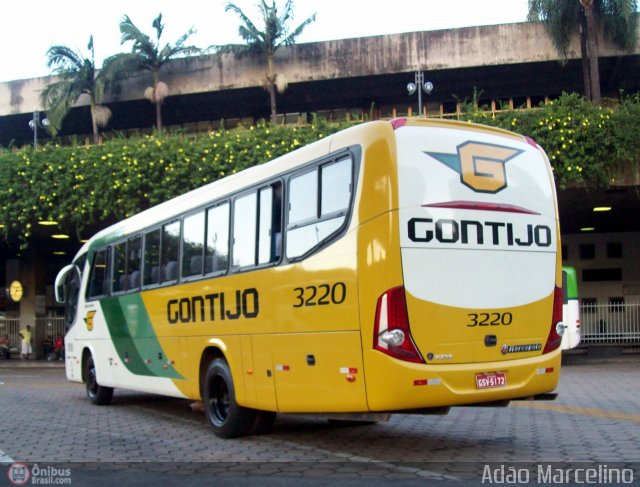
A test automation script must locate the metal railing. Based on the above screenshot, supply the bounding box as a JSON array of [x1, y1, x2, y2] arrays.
[[0, 314, 67, 355], [36, 317, 67, 341], [0, 312, 21, 352], [580, 303, 640, 344]]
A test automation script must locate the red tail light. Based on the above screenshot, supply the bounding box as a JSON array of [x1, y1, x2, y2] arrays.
[[543, 285, 564, 354], [373, 286, 424, 363]]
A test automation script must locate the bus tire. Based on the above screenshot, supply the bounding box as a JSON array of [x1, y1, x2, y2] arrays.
[[84, 355, 113, 406], [203, 358, 256, 438]]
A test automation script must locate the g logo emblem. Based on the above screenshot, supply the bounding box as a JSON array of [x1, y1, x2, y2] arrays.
[[426, 141, 523, 194], [86, 310, 96, 331]]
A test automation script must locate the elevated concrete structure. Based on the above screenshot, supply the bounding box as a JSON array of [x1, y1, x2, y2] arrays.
[[2, 21, 640, 145]]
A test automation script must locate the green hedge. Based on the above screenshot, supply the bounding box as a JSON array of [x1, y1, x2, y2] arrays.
[[0, 120, 347, 248], [458, 92, 640, 188], [1, 92, 639, 250]]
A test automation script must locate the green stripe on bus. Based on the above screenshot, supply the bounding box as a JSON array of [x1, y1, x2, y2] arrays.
[[100, 295, 183, 379], [562, 266, 578, 300]]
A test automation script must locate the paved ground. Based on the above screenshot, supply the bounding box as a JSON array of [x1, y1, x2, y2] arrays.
[[0, 354, 638, 486]]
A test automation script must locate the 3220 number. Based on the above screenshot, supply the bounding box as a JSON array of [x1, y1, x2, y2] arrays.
[[293, 282, 347, 307], [466, 312, 513, 327]]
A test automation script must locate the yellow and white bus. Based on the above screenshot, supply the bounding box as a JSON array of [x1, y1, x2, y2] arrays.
[[56, 118, 564, 438]]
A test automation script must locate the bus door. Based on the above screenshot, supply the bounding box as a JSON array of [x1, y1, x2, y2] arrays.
[[239, 334, 278, 411]]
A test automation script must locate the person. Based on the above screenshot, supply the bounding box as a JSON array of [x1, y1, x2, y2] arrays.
[[53, 335, 64, 361], [0, 334, 10, 359], [43, 335, 54, 359], [19, 325, 32, 360]]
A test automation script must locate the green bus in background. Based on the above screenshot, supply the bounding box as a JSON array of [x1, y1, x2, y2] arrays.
[[561, 266, 581, 350]]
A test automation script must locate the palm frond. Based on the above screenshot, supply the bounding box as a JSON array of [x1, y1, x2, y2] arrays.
[[527, 0, 582, 56], [101, 53, 146, 81], [45, 45, 84, 72], [152, 13, 164, 43], [282, 12, 316, 47], [120, 14, 152, 47], [226, 3, 264, 44], [40, 81, 76, 134], [599, 0, 639, 50]]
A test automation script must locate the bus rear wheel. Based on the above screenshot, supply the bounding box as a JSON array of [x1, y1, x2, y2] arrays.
[[84, 355, 113, 405], [203, 358, 267, 438]]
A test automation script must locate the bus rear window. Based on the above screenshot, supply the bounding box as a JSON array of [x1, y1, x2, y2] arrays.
[[286, 157, 353, 259]]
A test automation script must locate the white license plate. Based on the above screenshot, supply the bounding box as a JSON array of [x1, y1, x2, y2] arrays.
[[475, 372, 506, 389]]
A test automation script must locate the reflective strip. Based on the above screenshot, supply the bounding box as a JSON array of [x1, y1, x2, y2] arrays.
[[339, 367, 358, 374], [536, 367, 554, 375]]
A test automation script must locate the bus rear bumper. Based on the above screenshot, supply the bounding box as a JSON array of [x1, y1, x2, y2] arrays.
[[364, 349, 562, 412]]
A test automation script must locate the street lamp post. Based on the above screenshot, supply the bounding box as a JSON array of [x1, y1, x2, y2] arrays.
[[28, 111, 49, 150], [407, 71, 434, 116]]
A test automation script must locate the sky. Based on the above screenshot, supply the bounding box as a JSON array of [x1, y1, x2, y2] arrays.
[[0, 0, 530, 83]]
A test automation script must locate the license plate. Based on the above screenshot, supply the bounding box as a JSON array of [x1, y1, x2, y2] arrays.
[[475, 372, 506, 389]]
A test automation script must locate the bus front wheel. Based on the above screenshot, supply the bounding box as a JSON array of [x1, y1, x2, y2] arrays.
[[203, 358, 261, 438], [84, 355, 113, 405]]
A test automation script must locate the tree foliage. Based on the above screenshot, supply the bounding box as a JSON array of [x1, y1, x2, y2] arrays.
[[103, 13, 200, 131], [0, 120, 343, 248], [459, 92, 640, 187], [528, 0, 638, 104], [224, 0, 316, 123], [41, 36, 112, 144]]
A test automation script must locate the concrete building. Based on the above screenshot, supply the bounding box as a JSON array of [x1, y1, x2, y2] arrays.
[[1, 20, 639, 354]]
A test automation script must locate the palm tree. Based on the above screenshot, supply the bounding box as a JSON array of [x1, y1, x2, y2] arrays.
[[41, 36, 112, 144], [528, 0, 638, 105], [104, 13, 200, 131], [225, 0, 316, 123]]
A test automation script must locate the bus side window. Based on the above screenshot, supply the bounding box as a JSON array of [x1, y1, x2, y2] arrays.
[[161, 220, 180, 283], [321, 158, 352, 215], [206, 202, 230, 274], [112, 241, 127, 293], [286, 157, 352, 259], [182, 211, 205, 279], [143, 229, 161, 286], [232, 182, 282, 270], [87, 248, 109, 299], [128, 236, 142, 290], [259, 182, 282, 265]]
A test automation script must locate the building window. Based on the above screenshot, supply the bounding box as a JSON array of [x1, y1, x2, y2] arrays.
[[606, 242, 623, 259], [609, 297, 625, 313], [579, 243, 595, 260], [581, 297, 598, 313], [582, 268, 622, 282]]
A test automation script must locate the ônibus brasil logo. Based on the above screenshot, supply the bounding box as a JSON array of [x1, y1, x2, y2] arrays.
[[426, 141, 524, 194], [7, 463, 30, 486]]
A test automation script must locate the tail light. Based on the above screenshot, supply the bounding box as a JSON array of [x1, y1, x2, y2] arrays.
[[373, 286, 424, 363], [543, 285, 564, 354]]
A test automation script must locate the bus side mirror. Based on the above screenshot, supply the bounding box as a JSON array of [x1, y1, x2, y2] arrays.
[[55, 264, 76, 304]]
